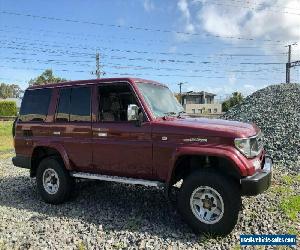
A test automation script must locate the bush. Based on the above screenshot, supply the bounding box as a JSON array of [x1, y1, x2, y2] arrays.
[[0, 100, 17, 116]]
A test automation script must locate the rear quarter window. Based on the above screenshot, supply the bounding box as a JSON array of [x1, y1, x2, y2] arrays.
[[19, 88, 52, 122]]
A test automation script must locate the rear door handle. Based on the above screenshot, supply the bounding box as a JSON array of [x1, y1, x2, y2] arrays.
[[97, 132, 107, 137], [53, 131, 60, 135]]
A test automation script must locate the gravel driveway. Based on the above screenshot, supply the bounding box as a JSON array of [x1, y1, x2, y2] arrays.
[[0, 158, 299, 249]]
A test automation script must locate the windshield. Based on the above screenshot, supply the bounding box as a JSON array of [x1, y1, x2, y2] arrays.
[[137, 82, 184, 117]]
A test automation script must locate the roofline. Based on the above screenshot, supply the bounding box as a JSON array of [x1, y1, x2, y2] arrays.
[[181, 91, 216, 97], [26, 77, 164, 90]]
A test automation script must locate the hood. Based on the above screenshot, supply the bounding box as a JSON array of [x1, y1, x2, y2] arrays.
[[153, 117, 259, 138]]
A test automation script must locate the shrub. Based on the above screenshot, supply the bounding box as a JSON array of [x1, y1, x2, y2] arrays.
[[0, 100, 17, 116]]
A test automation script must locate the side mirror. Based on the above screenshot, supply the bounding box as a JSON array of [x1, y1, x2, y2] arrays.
[[127, 104, 139, 121], [127, 104, 144, 127]]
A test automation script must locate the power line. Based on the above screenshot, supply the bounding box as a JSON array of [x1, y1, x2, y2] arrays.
[[196, 0, 300, 16], [1, 44, 287, 71], [0, 36, 287, 60], [216, 0, 300, 12], [0, 10, 297, 44], [1, 24, 290, 50], [1, 57, 285, 75], [0, 65, 283, 80]]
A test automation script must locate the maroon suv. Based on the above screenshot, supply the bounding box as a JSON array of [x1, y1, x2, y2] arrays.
[[12, 78, 272, 235]]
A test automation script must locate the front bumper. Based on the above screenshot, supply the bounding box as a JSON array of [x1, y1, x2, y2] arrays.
[[241, 156, 272, 196]]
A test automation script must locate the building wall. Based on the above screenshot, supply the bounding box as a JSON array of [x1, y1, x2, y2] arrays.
[[183, 103, 222, 115]]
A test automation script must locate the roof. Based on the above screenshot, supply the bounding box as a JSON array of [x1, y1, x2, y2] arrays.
[[27, 77, 164, 90], [181, 91, 216, 97]]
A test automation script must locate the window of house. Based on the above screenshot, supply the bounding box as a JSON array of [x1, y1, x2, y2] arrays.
[[198, 109, 202, 113], [192, 109, 195, 114], [214, 108, 218, 113], [208, 109, 211, 113], [98, 83, 138, 122], [19, 88, 52, 122]]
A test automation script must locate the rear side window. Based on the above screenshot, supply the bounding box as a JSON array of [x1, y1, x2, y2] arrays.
[[56, 88, 71, 122], [55, 86, 91, 122], [19, 88, 52, 122], [70, 87, 91, 122]]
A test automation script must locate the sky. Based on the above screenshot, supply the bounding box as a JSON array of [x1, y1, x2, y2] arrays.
[[0, 0, 300, 100]]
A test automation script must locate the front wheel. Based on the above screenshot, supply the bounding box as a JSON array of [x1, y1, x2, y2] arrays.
[[177, 169, 241, 235]]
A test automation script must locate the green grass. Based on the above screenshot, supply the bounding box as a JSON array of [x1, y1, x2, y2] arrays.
[[280, 195, 300, 221], [270, 173, 300, 223], [0, 121, 14, 159]]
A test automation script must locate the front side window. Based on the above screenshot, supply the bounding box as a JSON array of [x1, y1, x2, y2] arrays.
[[98, 83, 138, 122], [19, 88, 52, 122], [136, 83, 183, 117]]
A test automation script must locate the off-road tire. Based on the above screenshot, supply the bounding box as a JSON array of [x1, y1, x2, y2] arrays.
[[36, 156, 74, 204], [177, 169, 241, 235]]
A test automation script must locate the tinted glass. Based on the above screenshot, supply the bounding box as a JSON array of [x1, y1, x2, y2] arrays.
[[70, 87, 91, 122], [56, 88, 71, 122], [19, 88, 52, 122]]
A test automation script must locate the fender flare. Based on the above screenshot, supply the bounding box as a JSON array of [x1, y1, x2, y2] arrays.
[[31, 142, 72, 170], [166, 146, 251, 185]]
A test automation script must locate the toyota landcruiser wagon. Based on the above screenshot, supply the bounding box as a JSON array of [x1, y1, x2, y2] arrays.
[[12, 78, 272, 235]]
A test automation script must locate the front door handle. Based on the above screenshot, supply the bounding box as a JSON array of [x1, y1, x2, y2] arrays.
[[53, 131, 60, 135], [97, 132, 107, 137]]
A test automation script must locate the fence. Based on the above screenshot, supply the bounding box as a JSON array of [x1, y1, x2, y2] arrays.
[[0, 116, 17, 121]]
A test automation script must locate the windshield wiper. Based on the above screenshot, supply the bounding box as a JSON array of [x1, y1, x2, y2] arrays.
[[177, 111, 186, 118], [163, 111, 177, 117]]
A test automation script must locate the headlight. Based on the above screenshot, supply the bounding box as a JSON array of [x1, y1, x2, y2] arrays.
[[234, 133, 263, 158]]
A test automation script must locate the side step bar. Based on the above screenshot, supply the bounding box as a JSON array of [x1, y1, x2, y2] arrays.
[[70, 172, 164, 188]]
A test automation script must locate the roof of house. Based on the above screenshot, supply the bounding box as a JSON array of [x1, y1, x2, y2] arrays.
[[181, 91, 216, 97]]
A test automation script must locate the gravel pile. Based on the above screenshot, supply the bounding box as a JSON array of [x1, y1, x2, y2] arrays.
[[222, 83, 300, 172], [0, 158, 298, 249]]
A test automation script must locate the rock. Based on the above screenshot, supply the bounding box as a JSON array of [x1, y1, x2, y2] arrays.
[[222, 83, 300, 173]]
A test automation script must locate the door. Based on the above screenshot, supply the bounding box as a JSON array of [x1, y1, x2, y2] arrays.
[[92, 82, 153, 179], [51, 86, 93, 171]]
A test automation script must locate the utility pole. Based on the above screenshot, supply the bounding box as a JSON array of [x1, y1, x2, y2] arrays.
[[91, 52, 101, 78], [286, 45, 291, 83], [95, 52, 100, 79], [286, 44, 300, 83], [178, 82, 185, 105]]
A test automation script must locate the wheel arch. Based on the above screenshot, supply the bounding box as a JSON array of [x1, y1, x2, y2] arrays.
[[30, 144, 71, 177], [167, 147, 245, 187]]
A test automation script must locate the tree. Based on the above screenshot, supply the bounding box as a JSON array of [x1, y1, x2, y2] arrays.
[[0, 83, 24, 99], [29, 69, 66, 86], [222, 92, 244, 112]]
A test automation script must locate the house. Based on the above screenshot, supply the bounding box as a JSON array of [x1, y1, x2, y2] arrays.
[[181, 91, 222, 115]]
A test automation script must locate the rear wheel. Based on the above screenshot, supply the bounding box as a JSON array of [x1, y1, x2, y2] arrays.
[[36, 156, 74, 204], [177, 169, 241, 235]]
